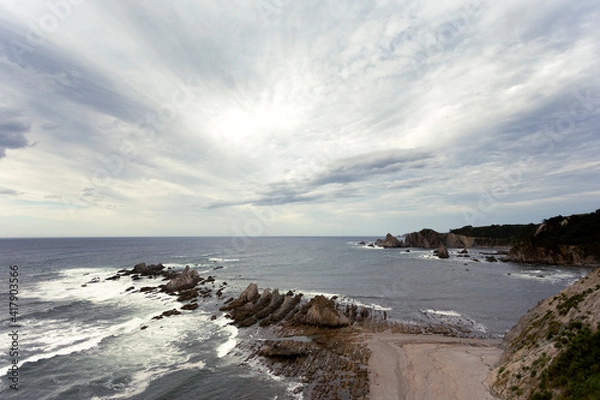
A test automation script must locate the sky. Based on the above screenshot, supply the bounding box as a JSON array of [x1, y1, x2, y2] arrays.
[[0, 0, 599, 238]]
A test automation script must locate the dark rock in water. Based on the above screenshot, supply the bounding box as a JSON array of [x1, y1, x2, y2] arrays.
[[473, 258, 481, 262], [368, 243, 375, 247], [436, 245, 450, 259], [459, 248, 469, 254], [486, 256, 498, 262], [210, 315, 217, 321], [105, 274, 120, 281], [406, 249, 411, 252], [359, 241, 366, 245], [181, 303, 199, 311], [177, 289, 199, 302], [213, 266, 224, 270], [125, 286, 135, 292], [133, 262, 165, 276], [140, 325, 148, 330], [140, 286, 157, 293], [162, 266, 201, 293], [152, 309, 182, 320]]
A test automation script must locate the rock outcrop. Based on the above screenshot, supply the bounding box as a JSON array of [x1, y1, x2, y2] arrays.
[[162, 265, 201, 293], [296, 295, 351, 327], [132, 262, 165, 276], [387, 229, 472, 249], [492, 267, 600, 399], [224, 283, 381, 400], [435, 245, 449, 259], [375, 233, 403, 248], [219, 283, 370, 329]]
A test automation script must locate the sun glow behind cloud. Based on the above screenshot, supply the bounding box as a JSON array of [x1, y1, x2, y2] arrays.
[[0, 0, 599, 237]]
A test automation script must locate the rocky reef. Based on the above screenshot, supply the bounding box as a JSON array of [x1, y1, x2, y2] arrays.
[[492, 267, 600, 399], [220, 283, 388, 399]]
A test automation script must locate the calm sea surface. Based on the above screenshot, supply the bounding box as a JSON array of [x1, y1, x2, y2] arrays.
[[0, 237, 591, 399]]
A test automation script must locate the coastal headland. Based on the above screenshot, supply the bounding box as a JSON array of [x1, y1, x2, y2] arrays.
[[95, 209, 600, 399]]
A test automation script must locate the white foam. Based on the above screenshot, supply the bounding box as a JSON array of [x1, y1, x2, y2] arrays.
[[209, 257, 240, 263], [216, 323, 239, 358], [301, 291, 393, 311], [422, 309, 461, 317], [421, 309, 488, 332]]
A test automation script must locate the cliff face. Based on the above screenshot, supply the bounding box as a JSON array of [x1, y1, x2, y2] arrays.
[[402, 229, 474, 248], [492, 267, 600, 399], [505, 210, 600, 265]]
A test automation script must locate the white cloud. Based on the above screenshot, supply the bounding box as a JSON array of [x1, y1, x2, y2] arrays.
[[0, 0, 599, 237]]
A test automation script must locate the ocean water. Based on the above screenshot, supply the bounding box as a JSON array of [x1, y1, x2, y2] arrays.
[[0, 237, 592, 399]]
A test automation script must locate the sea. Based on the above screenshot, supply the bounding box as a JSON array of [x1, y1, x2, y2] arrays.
[[0, 237, 592, 400]]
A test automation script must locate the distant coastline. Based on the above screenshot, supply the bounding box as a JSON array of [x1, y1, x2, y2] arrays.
[[367, 208, 600, 266]]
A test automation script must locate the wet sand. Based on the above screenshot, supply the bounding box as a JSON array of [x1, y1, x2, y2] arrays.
[[366, 332, 503, 400]]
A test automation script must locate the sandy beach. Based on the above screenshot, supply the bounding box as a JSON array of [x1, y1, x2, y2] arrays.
[[366, 332, 503, 400]]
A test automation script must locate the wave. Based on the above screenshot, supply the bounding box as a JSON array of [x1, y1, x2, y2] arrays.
[[214, 317, 239, 358], [420, 309, 488, 333], [300, 291, 392, 311], [209, 257, 240, 263], [508, 269, 586, 285]]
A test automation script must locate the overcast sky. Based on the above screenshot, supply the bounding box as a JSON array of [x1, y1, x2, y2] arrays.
[[1, 0, 599, 238]]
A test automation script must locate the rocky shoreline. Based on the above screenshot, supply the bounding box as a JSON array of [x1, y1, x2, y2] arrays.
[[102, 262, 498, 399]]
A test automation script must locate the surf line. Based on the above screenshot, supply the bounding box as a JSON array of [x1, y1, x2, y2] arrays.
[[7, 265, 20, 391]]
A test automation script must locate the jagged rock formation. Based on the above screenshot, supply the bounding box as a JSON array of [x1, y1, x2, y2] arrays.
[[223, 283, 387, 399], [492, 267, 600, 399], [375, 233, 403, 248], [220, 283, 374, 329], [504, 210, 600, 265]]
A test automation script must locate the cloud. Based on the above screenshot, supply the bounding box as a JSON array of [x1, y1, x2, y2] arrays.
[[0, 0, 599, 236], [0, 186, 19, 196], [0, 119, 31, 158]]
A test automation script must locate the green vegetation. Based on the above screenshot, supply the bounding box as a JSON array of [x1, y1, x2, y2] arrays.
[[530, 324, 600, 400], [450, 223, 538, 241], [531, 210, 600, 261], [556, 288, 596, 316]]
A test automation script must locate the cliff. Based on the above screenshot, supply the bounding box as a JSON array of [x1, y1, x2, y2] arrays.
[[492, 267, 600, 399], [505, 210, 600, 265]]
